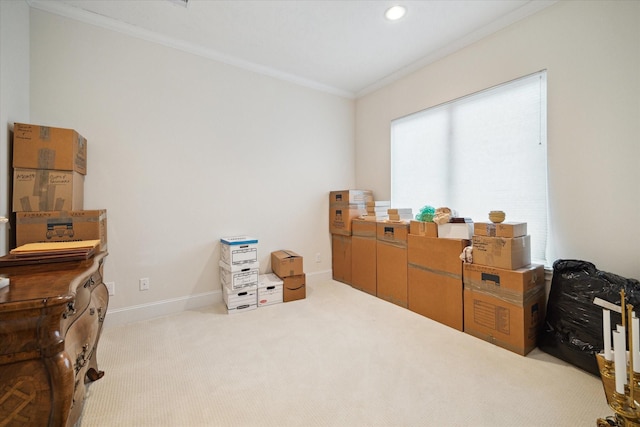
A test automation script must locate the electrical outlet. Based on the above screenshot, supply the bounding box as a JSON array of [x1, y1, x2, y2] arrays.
[[105, 281, 115, 296], [315, 253, 321, 263], [139, 277, 150, 291]]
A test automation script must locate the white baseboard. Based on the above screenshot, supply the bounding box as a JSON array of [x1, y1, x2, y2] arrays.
[[103, 269, 333, 328]]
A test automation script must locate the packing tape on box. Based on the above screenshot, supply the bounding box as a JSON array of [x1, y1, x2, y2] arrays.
[[407, 262, 461, 281], [464, 280, 545, 307]]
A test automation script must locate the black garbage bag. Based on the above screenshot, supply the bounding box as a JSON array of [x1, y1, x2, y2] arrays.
[[538, 259, 640, 376]]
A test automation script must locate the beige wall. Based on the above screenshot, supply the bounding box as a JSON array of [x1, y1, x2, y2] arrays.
[[355, 1, 640, 280], [28, 8, 355, 324]]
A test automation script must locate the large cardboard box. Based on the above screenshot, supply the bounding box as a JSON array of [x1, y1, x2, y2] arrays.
[[463, 263, 545, 355], [329, 190, 373, 205], [351, 219, 377, 296], [13, 123, 87, 174], [271, 250, 304, 278], [13, 168, 84, 212], [407, 235, 469, 330], [376, 222, 408, 307], [471, 235, 531, 270], [220, 236, 258, 266], [331, 234, 352, 284], [283, 274, 306, 302], [329, 205, 366, 236], [16, 209, 107, 250]]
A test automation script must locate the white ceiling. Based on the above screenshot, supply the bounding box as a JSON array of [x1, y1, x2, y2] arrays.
[[29, 0, 556, 98]]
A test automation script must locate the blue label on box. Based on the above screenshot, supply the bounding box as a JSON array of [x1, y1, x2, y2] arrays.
[[220, 236, 258, 245]]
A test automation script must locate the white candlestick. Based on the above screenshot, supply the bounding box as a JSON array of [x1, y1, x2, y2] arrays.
[[634, 315, 640, 372], [614, 329, 627, 393], [604, 309, 612, 361]]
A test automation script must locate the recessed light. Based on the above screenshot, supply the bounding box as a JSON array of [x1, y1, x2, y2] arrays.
[[385, 5, 406, 21]]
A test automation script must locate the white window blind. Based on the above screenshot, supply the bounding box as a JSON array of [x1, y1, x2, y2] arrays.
[[391, 71, 548, 264]]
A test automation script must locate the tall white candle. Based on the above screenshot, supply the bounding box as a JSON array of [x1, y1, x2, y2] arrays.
[[614, 330, 626, 393], [633, 315, 640, 372], [604, 309, 612, 360]]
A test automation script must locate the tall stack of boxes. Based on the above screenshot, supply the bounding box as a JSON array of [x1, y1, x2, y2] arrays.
[[219, 236, 260, 314], [464, 222, 546, 355], [271, 250, 305, 302], [12, 123, 107, 250], [329, 190, 372, 285]]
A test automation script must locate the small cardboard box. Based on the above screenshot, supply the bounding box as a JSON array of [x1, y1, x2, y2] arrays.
[[464, 284, 545, 356], [376, 222, 408, 307], [16, 209, 107, 250], [283, 274, 306, 302], [219, 260, 260, 290], [329, 205, 366, 236], [409, 220, 438, 237], [13, 123, 87, 174], [258, 273, 283, 306], [471, 235, 531, 270], [496, 222, 528, 238], [220, 236, 258, 266], [271, 250, 304, 278], [332, 234, 352, 284], [351, 219, 377, 296], [13, 168, 84, 212], [329, 190, 373, 205]]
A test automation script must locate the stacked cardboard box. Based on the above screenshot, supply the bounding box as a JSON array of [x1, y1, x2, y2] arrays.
[[220, 236, 260, 313], [12, 123, 108, 250], [329, 190, 373, 284], [271, 250, 305, 302], [464, 222, 546, 355], [257, 273, 283, 307], [376, 221, 409, 308], [350, 218, 377, 296], [407, 234, 469, 331]]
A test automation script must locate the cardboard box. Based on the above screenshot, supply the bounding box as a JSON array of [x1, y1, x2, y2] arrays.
[[463, 263, 545, 298], [409, 220, 438, 237], [329, 205, 366, 236], [220, 236, 258, 266], [258, 273, 283, 306], [474, 222, 527, 238], [464, 284, 545, 356], [271, 250, 304, 278], [332, 234, 352, 284], [408, 265, 464, 331], [13, 168, 84, 212], [471, 235, 531, 270], [223, 286, 258, 314], [13, 123, 87, 174], [329, 190, 373, 205], [283, 274, 306, 302], [16, 209, 107, 250], [407, 235, 469, 274], [496, 222, 528, 238], [219, 260, 260, 290], [351, 219, 377, 296], [407, 236, 468, 330], [376, 222, 408, 308]]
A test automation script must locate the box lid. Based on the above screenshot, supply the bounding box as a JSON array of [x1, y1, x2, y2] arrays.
[[259, 273, 284, 289], [220, 236, 258, 245]]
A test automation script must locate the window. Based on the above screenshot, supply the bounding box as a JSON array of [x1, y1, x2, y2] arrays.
[[391, 71, 548, 264]]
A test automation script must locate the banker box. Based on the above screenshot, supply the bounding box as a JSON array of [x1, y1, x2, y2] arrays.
[[13, 123, 87, 174], [13, 168, 84, 212], [258, 273, 283, 306], [283, 274, 306, 302], [219, 260, 260, 290], [471, 235, 531, 270], [16, 209, 107, 250], [223, 286, 258, 314], [271, 250, 303, 278], [220, 236, 258, 266]]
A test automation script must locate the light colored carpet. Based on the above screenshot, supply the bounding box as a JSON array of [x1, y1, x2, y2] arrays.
[[80, 280, 611, 426]]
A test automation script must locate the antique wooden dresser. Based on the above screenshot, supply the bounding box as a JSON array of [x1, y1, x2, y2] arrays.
[[0, 251, 108, 426]]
